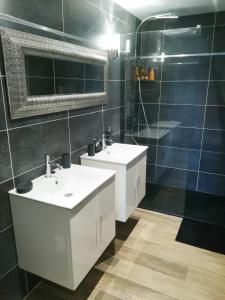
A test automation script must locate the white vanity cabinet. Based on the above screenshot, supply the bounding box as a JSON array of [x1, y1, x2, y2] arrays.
[[9, 165, 116, 290], [81, 143, 148, 222], [70, 181, 115, 288]]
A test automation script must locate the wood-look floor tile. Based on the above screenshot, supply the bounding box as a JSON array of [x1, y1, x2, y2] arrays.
[[91, 289, 123, 300], [97, 272, 178, 300], [115, 245, 189, 280], [187, 268, 225, 296]]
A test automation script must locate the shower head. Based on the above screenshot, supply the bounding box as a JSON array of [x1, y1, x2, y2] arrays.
[[151, 13, 179, 19], [134, 12, 179, 58]]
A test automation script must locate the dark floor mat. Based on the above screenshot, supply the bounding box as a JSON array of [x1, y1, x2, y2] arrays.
[[176, 218, 225, 255]]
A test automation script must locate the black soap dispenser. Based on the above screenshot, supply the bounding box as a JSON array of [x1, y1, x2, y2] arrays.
[[106, 126, 112, 146]]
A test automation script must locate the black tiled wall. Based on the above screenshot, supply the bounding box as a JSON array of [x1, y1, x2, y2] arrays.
[[133, 11, 225, 197], [0, 0, 139, 298]]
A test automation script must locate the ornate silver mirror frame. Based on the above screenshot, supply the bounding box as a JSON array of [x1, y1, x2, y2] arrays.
[[1, 27, 108, 119]]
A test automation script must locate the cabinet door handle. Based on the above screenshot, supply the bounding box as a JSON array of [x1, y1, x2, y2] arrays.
[[99, 216, 102, 244], [95, 220, 98, 246]]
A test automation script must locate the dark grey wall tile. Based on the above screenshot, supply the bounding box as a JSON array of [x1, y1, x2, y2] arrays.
[[159, 127, 202, 150], [146, 164, 155, 183], [139, 104, 159, 125], [0, 228, 17, 277], [202, 129, 225, 153], [208, 81, 225, 105], [103, 108, 121, 134], [155, 166, 197, 190], [71, 147, 87, 165], [165, 13, 215, 29], [0, 267, 27, 300], [0, 88, 6, 131], [162, 57, 210, 81], [159, 104, 205, 128], [216, 12, 225, 26], [141, 20, 165, 32], [63, 0, 101, 41], [211, 56, 225, 80], [157, 146, 200, 171], [198, 172, 225, 196], [0, 180, 13, 232], [0, 0, 63, 31], [108, 58, 125, 81], [164, 27, 213, 55], [9, 119, 70, 176], [102, 0, 126, 22], [106, 81, 124, 109], [213, 25, 225, 52], [102, 12, 126, 35], [205, 106, 225, 130], [200, 151, 225, 175], [147, 145, 156, 164], [141, 31, 163, 56], [69, 111, 102, 151], [161, 82, 208, 105], [0, 131, 12, 182], [137, 81, 160, 104]]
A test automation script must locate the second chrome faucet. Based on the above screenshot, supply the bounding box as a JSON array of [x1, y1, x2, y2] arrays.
[[45, 154, 62, 178]]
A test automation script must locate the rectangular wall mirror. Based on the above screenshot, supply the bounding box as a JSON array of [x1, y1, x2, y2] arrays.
[[1, 28, 108, 119]]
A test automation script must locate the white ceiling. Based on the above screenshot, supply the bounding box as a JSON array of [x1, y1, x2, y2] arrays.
[[113, 0, 225, 20]]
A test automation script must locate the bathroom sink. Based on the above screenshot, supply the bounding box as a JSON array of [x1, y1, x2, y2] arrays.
[[81, 143, 148, 165], [9, 164, 116, 209]]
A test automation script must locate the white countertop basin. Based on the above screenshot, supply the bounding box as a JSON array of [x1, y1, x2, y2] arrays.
[[81, 143, 148, 166], [9, 164, 116, 210]]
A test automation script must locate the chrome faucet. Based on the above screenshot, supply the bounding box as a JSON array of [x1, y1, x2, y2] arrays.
[[45, 154, 62, 178], [102, 132, 106, 151]]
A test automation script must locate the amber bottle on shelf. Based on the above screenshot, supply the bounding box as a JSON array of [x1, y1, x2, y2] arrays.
[[136, 66, 140, 81], [148, 68, 156, 81]]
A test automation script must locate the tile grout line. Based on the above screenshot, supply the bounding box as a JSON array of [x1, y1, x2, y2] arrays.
[[0, 224, 13, 235], [0, 265, 17, 281], [196, 12, 217, 191], [67, 110, 72, 162], [62, 0, 64, 33], [138, 123, 225, 131], [52, 59, 56, 94], [22, 280, 43, 300], [154, 19, 166, 184], [0, 76, 15, 188]]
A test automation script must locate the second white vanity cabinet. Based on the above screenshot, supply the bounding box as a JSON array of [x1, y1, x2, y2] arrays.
[[81, 143, 148, 222], [9, 165, 116, 290]]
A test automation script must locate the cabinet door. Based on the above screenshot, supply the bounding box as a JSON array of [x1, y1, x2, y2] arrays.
[[70, 195, 98, 290], [126, 162, 139, 220], [97, 180, 116, 254], [137, 154, 147, 205]]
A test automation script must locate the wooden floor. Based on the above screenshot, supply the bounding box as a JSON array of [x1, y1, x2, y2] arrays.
[[27, 209, 225, 300]]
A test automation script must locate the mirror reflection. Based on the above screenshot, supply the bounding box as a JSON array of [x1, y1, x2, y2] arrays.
[[25, 55, 104, 96]]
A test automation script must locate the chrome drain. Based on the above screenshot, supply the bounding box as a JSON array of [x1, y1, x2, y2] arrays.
[[64, 193, 73, 197]]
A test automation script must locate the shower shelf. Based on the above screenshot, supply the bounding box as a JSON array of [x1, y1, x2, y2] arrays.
[[135, 51, 225, 60]]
